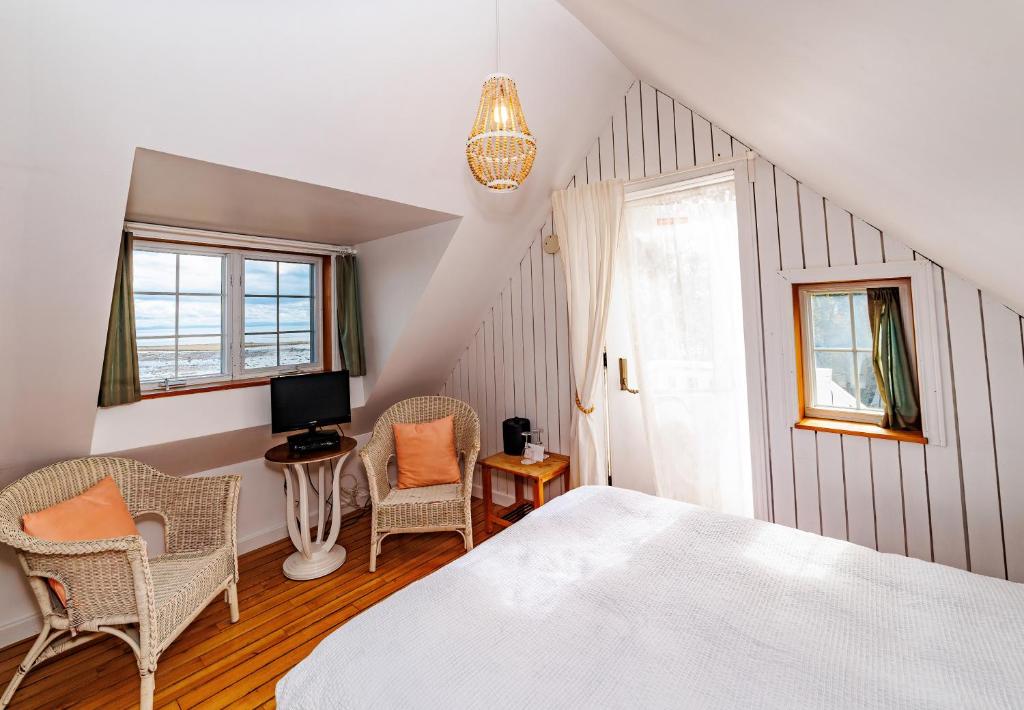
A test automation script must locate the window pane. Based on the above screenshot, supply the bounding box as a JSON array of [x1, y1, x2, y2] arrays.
[[857, 351, 883, 410], [134, 248, 178, 293], [133, 250, 176, 292], [279, 297, 311, 331], [279, 262, 312, 296], [243, 333, 278, 369], [811, 293, 853, 349], [280, 332, 312, 366], [813, 350, 857, 409], [853, 292, 872, 350], [134, 294, 176, 337], [178, 295, 221, 335], [245, 260, 277, 295], [177, 336, 223, 377], [245, 297, 277, 333], [179, 254, 222, 294], [137, 337, 175, 381]]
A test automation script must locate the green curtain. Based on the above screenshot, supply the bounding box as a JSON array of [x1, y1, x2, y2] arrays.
[[868, 287, 919, 430], [97, 231, 141, 407], [335, 254, 366, 377]]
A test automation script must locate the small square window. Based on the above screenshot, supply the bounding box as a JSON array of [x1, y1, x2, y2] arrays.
[[796, 279, 918, 428]]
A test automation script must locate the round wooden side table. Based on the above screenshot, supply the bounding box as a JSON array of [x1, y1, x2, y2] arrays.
[[265, 436, 357, 580]]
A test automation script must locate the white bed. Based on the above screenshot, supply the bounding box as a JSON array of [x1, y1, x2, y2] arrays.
[[277, 486, 1024, 709]]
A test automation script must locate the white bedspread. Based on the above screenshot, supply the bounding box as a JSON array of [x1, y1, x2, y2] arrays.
[[277, 486, 1024, 709]]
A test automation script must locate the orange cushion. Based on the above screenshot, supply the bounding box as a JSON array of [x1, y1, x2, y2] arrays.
[[393, 415, 462, 489], [22, 476, 139, 605]]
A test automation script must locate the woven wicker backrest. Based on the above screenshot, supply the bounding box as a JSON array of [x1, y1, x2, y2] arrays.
[[371, 396, 480, 457], [0, 458, 159, 541]]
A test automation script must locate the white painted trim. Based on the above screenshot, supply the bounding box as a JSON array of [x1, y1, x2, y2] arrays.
[[471, 479, 518, 508], [624, 151, 758, 194], [776, 260, 947, 446], [125, 222, 357, 256], [0, 613, 43, 651]]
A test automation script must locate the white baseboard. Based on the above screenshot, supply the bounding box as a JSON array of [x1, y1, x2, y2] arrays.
[[471, 481, 517, 507], [237, 521, 292, 555], [0, 612, 42, 649]]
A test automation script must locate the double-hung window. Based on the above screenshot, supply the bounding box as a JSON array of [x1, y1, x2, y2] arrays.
[[797, 279, 916, 426], [132, 242, 323, 390]]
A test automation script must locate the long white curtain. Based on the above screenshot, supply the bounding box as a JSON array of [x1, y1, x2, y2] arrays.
[[552, 180, 625, 488], [621, 177, 753, 517]]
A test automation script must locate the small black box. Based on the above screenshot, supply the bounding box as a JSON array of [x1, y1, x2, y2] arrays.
[[287, 428, 341, 454], [502, 417, 531, 456]]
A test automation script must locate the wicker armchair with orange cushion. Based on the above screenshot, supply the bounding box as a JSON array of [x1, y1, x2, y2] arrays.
[[0, 457, 240, 710], [360, 397, 480, 572]]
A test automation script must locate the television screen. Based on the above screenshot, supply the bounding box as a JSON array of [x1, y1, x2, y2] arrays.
[[270, 370, 351, 433]]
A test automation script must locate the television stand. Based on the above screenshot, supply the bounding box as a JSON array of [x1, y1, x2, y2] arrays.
[[265, 437, 357, 580], [287, 425, 341, 454]]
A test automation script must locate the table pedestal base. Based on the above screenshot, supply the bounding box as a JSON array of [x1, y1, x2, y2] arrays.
[[283, 543, 347, 581], [265, 438, 358, 583]]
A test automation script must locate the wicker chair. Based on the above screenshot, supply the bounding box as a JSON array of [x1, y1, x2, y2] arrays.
[[0, 457, 240, 710], [360, 396, 480, 572]]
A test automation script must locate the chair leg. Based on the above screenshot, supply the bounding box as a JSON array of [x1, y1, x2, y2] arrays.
[[1, 622, 52, 708], [227, 581, 239, 623], [139, 670, 155, 710], [463, 528, 473, 551], [369, 530, 378, 572]]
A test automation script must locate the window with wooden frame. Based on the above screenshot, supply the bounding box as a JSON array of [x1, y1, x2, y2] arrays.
[[793, 278, 925, 441], [779, 261, 944, 446], [797, 279, 916, 423], [132, 241, 327, 393]]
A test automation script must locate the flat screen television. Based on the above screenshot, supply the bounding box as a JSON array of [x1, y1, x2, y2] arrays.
[[270, 370, 351, 434]]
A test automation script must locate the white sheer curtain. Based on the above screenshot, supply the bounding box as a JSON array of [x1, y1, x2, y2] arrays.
[[621, 176, 753, 517], [552, 180, 625, 488]]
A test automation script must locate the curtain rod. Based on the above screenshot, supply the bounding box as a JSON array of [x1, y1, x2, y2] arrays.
[[124, 222, 358, 256]]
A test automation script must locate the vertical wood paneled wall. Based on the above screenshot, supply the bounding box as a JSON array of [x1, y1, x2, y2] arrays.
[[442, 80, 1024, 582]]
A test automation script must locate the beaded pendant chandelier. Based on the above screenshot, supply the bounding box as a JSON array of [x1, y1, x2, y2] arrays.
[[466, 2, 536, 191]]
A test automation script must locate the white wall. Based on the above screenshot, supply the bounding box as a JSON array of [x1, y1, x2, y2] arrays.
[[0, 432, 371, 648], [0, 1, 633, 484], [445, 80, 1024, 583], [558, 0, 1024, 317]]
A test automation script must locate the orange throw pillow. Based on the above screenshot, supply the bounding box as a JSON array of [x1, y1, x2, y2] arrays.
[[22, 476, 139, 605], [393, 415, 462, 489]]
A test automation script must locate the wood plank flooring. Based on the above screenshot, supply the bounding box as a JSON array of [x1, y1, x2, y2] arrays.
[[0, 497, 497, 709]]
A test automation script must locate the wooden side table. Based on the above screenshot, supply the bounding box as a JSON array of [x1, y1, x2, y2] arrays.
[[479, 451, 571, 533], [265, 436, 357, 580]]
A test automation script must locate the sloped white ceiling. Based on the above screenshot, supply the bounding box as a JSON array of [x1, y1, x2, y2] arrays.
[[559, 0, 1024, 313], [126, 149, 456, 244], [0, 1, 633, 481]]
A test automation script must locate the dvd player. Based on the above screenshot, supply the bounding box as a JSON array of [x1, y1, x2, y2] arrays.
[[287, 428, 341, 454]]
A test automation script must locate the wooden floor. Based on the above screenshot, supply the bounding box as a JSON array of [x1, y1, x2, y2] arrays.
[[0, 497, 498, 709]]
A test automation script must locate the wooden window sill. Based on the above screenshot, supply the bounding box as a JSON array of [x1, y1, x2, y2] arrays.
[[141, 378, 270, 400], [795, 417, 927, 445]]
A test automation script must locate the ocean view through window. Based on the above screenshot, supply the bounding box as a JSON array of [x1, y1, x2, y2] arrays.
[[133, 242, 323, 390]]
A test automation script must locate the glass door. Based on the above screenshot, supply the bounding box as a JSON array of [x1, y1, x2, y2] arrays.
[[606, 170, 755, 517]]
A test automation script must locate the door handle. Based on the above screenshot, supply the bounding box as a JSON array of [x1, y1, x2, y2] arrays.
[[618, 358, 640, 394]]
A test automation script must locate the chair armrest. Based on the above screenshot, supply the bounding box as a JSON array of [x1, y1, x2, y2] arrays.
[[16, 535, 153, 633], [460, 445, 479, 498], [359, 443, 393, 505], [139, 474, 241, 554]]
